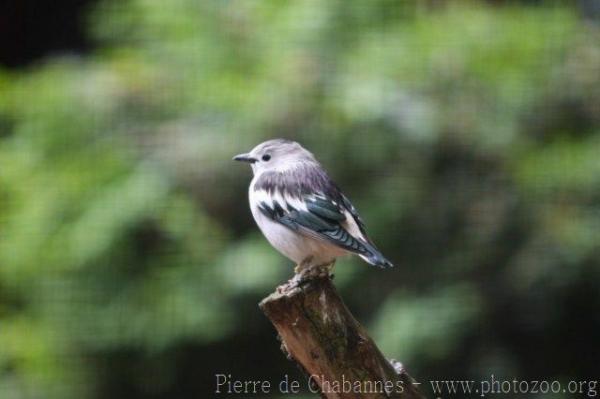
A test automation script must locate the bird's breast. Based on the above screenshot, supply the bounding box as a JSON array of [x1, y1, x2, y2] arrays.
[[248, 181, 341, 265]]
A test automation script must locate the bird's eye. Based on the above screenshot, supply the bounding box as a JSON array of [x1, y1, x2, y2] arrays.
[[262, 154, 271, 162]]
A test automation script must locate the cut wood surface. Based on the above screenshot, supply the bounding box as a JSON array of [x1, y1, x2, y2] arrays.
[[260, 273, 425, 399]]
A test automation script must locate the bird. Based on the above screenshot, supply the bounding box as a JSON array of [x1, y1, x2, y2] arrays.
[[233, 139, 393, 276]]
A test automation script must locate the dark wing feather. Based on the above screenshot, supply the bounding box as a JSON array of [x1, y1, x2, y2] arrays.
[[306, 196, 345, 222], [337, 194, 393, 267]]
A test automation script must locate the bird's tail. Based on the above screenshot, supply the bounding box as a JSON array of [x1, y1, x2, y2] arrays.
[[358, 240, 394, 268]]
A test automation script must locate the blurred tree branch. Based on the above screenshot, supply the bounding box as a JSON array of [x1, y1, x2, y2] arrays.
[[260, 273, 424, 399]]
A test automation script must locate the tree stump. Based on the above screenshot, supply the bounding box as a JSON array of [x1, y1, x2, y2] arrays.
[[259, 273, 424, 399]]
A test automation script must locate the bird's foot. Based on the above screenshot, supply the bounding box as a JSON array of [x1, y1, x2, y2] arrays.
[[293, 256, 313, 275], [289, 260, 336, 288]]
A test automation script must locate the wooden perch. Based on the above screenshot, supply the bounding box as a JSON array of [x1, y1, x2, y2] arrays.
[[259, 272, 424, 399]]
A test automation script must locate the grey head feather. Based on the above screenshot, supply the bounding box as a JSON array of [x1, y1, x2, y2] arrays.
[[242, 139, 318, 175]]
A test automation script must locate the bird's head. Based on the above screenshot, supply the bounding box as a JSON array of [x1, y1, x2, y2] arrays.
[[233, 139, 316, 175]]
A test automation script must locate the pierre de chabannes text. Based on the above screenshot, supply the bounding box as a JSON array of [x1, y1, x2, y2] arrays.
[[215, 373, 406, 395]]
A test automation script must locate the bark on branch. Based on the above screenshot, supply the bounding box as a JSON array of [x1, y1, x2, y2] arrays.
[[259, 273, 424, 399]]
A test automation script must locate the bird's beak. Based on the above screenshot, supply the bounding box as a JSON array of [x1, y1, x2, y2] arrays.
[[232, 153, 257, 163]]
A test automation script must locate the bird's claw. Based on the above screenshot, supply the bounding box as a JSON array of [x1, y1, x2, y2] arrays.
[[289, 261, 335, 288]]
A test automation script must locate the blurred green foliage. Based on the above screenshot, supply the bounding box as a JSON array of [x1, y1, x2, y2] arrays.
[[0, 0, 599, 398]]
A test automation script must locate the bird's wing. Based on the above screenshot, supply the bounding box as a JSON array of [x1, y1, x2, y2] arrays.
[[256, 190, 392, 267], [257, 192, 365, 253]]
